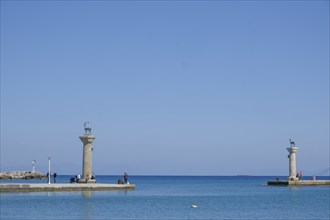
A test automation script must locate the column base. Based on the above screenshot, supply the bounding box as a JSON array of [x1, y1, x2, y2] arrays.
[[288, 176, 299, 181], [77, 179, 96, 184]]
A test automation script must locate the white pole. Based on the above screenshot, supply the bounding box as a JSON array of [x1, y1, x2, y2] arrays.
[[32, 160, 36, 173], [48, 155, 51, 184]]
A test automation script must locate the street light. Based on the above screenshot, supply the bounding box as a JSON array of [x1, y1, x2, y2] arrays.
[[32, 160, 36, 173], [48, 155, 51, 184]]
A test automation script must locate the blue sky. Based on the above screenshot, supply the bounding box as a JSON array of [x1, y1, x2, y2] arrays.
[[1, 1, 329, 176]]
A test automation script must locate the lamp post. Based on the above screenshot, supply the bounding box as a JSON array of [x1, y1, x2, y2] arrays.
[[48, 155, 51, 184], [32, 160, 36, 173]]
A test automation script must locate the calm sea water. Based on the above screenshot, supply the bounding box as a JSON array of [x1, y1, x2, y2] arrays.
[[1, 176, 329, 220]]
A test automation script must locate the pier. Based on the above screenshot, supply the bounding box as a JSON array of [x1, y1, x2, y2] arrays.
[[267, 180, 330, 186], [0, 183, 135, 193], [266, 140, 330, 187]]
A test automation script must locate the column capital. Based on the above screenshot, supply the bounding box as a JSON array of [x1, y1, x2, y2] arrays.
[[287, 146, 299, 154], [79, 135, 96, 144]]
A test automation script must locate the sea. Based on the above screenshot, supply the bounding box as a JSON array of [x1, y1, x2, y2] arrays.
[[1, 175, 329, 220]]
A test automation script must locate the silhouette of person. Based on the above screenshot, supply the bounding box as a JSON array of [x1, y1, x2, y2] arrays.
[[124, 172, 128, 184], [53, 172, 57, 183]]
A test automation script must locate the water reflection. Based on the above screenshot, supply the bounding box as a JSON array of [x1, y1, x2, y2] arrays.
[[81, 191, 93, 220], [288, 186, 299, 191], [47, 192, 55, 196], [82, 191, 93, 198]]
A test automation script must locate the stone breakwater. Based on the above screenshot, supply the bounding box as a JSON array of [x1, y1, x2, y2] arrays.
[[267, 180, 330, 186], [0, 183, 136, 193], [0, 171, 46, 180]]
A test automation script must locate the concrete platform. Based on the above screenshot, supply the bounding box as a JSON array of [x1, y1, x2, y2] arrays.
[[267, 180, 330, 186], [0, 183, 136, 193]]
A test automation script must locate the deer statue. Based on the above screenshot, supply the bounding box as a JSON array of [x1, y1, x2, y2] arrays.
[[84, 121, 92, 135], [289, 139, 295, 147]]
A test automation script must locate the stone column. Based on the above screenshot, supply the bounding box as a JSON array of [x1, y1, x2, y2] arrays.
[[78, 122, 96, 183], [80, 135, 95, 180], [287, 146, 299, 180]]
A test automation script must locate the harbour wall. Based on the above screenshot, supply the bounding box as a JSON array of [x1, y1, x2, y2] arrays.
[[0, 183, 135, 193], [267, 180, 330, 186]]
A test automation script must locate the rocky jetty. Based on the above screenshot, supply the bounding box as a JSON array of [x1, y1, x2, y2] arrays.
[[0, 171, 46, 180]]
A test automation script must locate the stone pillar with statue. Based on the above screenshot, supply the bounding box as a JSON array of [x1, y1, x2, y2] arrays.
[[78, 122, 96, 183], [287, 139, 299, 180]]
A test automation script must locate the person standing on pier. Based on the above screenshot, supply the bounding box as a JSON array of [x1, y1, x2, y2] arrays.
[[46, 172, 50, 183], [124, 172, 128, 184], [53, 173, 57, 183], [299, 171, 303, 180]]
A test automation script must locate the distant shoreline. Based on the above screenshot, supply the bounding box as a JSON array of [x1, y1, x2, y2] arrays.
[[1, 173, 329, 179]]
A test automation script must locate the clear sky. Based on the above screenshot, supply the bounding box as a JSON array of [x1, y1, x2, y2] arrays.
[[1, 0, 329, 176]]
